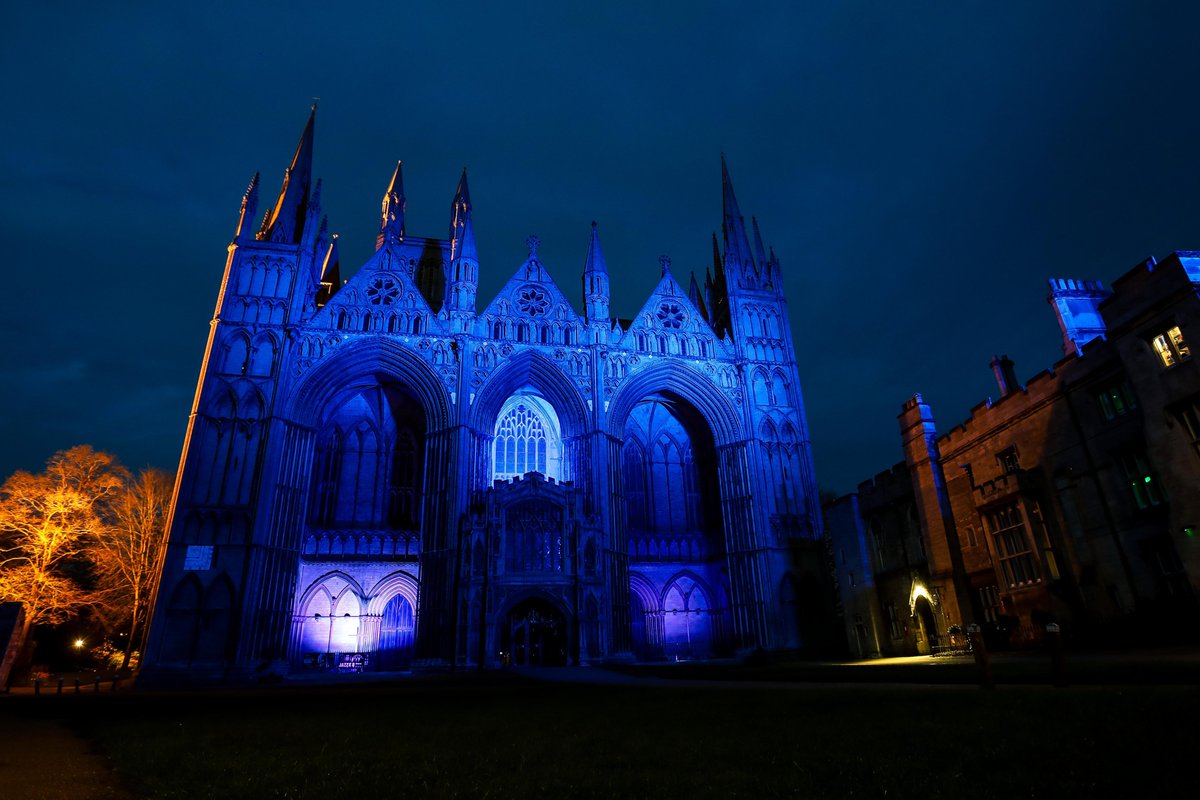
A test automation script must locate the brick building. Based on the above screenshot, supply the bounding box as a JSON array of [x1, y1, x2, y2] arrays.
[[829, 252, 1200, 657]]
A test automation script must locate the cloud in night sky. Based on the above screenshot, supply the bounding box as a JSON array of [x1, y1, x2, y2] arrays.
[[3, 2, 1200, 491]]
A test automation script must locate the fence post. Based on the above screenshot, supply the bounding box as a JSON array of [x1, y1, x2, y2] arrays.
[[33, 678, 40, 696], [73, 678, 81, 694], [94, 676, 101, 693], [56, 677, 63, 695], [967, 623, 994, 690], [1046, 623, 1067, 688], [110, 675, 119, 692]]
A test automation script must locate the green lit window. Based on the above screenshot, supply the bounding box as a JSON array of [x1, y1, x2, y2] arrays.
[[1098, 381, 1138, 420], [1152, 326, 1191, 368], [1117, 452, 1165, 509]]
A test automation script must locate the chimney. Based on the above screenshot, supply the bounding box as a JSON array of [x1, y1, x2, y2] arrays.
[[990, 355, 1019, 397]]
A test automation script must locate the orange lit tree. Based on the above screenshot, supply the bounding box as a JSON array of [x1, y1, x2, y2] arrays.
[[93, 468, 174, 668], [0, 446, 128, 656]]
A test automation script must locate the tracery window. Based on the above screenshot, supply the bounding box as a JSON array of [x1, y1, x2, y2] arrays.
[[366, 275, 400, 305], [517, 286, 550, 316], [492, 396, 563, 482], [505, 501, 564, 573], [985, 504, 1040, 589], [656, 302, 685, 329]]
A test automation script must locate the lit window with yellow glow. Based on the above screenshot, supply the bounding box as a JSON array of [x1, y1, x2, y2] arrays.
[[1152, 326, 1190, 368]]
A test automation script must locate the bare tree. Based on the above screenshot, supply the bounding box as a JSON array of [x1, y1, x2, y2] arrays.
[[0, 446, 128, 654], [93, 468, 174, 668]]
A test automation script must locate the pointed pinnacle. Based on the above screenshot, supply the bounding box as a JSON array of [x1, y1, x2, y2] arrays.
[[454, 168, 471, 209], [585, 220, 608, 275], [752, 216, 768, 266], [387, 160, 405, 196]]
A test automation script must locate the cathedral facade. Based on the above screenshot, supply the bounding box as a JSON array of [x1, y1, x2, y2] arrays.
[[141, 109, 825, 680]]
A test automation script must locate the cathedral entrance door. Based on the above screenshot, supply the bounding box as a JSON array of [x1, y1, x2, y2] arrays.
[[504, 599, 567, 667], [376, 594, 415, 670]]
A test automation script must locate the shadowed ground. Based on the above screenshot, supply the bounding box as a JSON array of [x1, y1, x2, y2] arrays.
[[2, 656, 1198, 799]]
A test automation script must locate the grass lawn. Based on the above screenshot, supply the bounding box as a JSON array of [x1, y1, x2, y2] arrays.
[[10, 671, 1197, 799]]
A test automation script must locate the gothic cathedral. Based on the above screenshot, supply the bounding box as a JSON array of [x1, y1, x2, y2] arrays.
[[141, 109, 825, 680]]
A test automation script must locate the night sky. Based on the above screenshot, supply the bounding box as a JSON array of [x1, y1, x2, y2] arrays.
[[4, 2, 1200, 494]]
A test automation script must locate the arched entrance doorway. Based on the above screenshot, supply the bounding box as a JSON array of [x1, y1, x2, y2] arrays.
[[914, 595, 939, 655], [502, 598, 568, 667], [620, 391, 731, 659], [376, 594, 415, 670]]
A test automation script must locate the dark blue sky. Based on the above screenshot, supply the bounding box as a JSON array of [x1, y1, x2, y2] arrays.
[[4, 2, 1200, 493]]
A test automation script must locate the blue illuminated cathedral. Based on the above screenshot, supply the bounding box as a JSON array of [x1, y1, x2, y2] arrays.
[[142, 108, 826, 680]]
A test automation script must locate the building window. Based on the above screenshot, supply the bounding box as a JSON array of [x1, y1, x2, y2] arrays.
[[964, 525, 978, 548], [1178, 403, 1200, 462], [1116, 452, 1165, 509], [870, 519, 885, 571], [1143, 535, 1191, 601], [984, 504, 1040, 589], [492, 396, 563, 482], [1152, 326, 1191, 368], [979, 585, 1002, 624], [885, 603, 901, 639], [997, 447, 1020, 474], [1098, 381, 1138, 420]]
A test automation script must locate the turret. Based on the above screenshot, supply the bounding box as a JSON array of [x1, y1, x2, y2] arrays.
[[377, 161, 406, 249], [259, 106, 316, 245], [582, 221, 610, 322]]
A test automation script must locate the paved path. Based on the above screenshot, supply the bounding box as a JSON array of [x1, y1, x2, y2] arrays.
[[0, 712, 132, 800]]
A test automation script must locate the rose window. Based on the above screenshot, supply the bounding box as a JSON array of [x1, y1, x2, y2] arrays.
[[366, 275, 400, 305], [656, 302, 685, 329], [518, 287, 550, 317]]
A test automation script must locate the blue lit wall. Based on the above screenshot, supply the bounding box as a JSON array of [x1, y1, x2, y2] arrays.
[[140, 112, 825, 680]]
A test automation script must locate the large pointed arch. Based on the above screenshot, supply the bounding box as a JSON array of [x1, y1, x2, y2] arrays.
[[607, 361, 743, 446], [469, 349, 589, 439], [286, 338, 452, 433]]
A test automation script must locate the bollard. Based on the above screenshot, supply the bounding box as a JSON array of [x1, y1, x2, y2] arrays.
[[1046, 623, 1067, 688], [94, 676, 101, 693], [110, 675, 119, 692], [33, 679, 40, 696], [56, 677, 63, 695], [967, 623, 994, 690], [73, 678, 81, 694]]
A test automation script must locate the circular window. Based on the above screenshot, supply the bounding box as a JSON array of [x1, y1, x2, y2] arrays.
[[518, 286, 550, 317], [656, 302, 686, 329], [366, 275, 401, 305]]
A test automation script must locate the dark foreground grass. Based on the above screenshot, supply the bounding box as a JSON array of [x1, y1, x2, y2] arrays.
[[14, 674, 1200, 799]]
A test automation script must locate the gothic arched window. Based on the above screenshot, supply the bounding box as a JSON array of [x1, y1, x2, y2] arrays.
[[492, 395, 563, 482]]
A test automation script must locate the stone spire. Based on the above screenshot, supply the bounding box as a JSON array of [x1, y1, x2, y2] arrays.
[[689, 271, 709, 322], [582, 221, 610, 322], [377, 160, 406, 250], [720, 154, 756, 278], [234, 172, 259, 240], [446, 188, 478, 318], [752, 216, 769, 268], [708, 230, 731, 335], [449, 168, 472, 250], [259, 106, 315, 244], [315, 233, 341, 307]]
